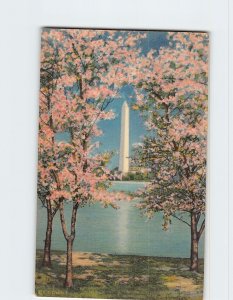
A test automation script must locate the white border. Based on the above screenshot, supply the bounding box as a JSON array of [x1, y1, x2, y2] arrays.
[[0, 1, 230, 299], [229, 0, 233, 299]]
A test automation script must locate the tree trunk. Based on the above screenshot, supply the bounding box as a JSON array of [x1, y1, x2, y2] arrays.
[[42, 203, 53, 267], [190, 212, 199, 272], [64, 238, 74, 288], [59, 202, 79, 288]]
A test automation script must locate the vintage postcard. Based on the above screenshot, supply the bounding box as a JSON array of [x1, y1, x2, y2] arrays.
[[35, 28, 208, 299]]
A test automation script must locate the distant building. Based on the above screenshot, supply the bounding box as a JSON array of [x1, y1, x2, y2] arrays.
[[129, 166, 151, 174], [119, 101, 129, 174]]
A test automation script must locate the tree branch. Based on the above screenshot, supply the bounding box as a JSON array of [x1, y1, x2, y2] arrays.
[[172, 214, 191, 227], [52, 198, 63, 218], [70, 203, 79, 239], [59, 202, 69, 240], [198, 219, 205, 241]]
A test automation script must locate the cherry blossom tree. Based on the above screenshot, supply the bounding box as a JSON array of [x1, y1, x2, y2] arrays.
[[37, 31, 65, 267], [133, 32, 208, 272], [37, 28, 143, 286]]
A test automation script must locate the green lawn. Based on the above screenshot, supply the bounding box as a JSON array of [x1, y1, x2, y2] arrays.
[[35, 250, 204, 299]]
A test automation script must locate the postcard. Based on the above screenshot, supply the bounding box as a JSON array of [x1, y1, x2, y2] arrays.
[[35, 28, 208, 299]]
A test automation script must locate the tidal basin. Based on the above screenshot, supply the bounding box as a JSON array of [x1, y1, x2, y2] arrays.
[[36, 181, 204, 258]]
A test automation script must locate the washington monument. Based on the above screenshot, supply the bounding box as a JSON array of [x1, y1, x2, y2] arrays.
[[119, 101, 129, 174]]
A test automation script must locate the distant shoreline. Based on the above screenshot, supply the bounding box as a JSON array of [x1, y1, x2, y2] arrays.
[[111, 181, 149, 184], [35, 249, 194, 259]]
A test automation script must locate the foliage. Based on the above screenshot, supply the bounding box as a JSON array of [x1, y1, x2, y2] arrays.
[[38, 29, 146, 209], [122, 171, 153, 181], [133, 32, 208, 229]]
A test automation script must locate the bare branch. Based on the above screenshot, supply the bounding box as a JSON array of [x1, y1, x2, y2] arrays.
[[198, 219, 205, 240], [59, 202, 69, 240], [172, 214, 191, 227]]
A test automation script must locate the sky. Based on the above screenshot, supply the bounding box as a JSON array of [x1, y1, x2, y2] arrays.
[[56, 31, 169, 170]]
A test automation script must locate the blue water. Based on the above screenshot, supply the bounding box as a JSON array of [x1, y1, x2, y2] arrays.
[[36, 182, 204, 258]]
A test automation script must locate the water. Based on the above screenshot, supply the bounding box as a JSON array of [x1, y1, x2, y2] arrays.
[[36, 181, 204, 258]]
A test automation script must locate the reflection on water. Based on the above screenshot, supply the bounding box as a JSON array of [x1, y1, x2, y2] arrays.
[[117, 201, 129, 253], [36, 181, 204, 258]]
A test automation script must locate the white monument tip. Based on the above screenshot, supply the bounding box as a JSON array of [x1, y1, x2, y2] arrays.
[[122, 101, 129, 107]]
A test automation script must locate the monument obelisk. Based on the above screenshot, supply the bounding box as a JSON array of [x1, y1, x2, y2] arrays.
[[119, 101, 129, 174]]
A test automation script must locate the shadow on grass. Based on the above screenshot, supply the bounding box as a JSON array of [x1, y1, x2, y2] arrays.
[[35, 250, 204, 299]]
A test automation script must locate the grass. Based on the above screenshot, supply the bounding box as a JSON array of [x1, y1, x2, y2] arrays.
[[35, 250, 204, 299]]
